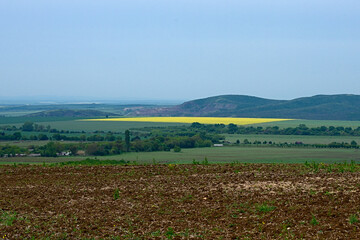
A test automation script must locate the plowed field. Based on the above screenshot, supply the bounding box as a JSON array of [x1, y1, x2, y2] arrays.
[[1, 164, 360, 239]]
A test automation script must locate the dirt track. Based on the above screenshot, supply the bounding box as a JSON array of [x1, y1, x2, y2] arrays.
[[1, 164, 360, 239]]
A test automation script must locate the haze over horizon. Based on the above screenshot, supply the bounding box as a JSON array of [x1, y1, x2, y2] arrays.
[[1, 0, 360, 101]]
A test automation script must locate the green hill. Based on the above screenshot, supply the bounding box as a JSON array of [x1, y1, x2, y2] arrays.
[[133, 94, 360, 120]]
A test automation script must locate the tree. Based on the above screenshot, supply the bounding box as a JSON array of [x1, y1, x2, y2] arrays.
[[38, 134, 49, 140], [125, 130, 130, 152], [42, 142, 57, 157], [190, 122, 202, 128], [86, 143, 106, 156], [69, 145, 78, 155], [12, 132, 22, 140], [80, 135, 86, 141], [173, 146, 181, 152], [29, 135, 38, 140], [22, 122, 34, 131], [105, 133, 115, 141], [228, 123, 238, 134]]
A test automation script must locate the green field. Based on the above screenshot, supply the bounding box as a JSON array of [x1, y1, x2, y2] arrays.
[[0, 117, 85, 125], [2, 133, 358, 148], [223, 134, 360, 144], [1, 117, 360, 166], [252, 119, 360, 128], [45, 120, 187, 132], [2, 117, 360, 134], [0, 118, 188, 132], [97, 146, 360, 164], [1, 146, 359, 165], [0, 111, 42, 117]]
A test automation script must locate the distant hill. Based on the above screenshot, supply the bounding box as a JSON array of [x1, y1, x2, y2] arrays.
[[25, 109, 118, 118], [131, 94, 360, 120]]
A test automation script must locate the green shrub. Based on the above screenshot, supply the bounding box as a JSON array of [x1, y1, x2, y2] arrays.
[[256, 204, 276, 213], [310, 215, 319, 225], [113, 188, 120, 200], [349, 214, 359, 224], [0, 210, 17, 226]]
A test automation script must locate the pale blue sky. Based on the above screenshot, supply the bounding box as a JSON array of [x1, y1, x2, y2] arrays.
[[1, 0, 360, 102]]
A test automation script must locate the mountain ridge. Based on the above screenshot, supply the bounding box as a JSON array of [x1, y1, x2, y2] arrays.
[[130, 94, 360, 120]]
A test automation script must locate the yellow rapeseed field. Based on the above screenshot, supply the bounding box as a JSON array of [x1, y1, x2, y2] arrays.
[[81, 117, 291, 125]]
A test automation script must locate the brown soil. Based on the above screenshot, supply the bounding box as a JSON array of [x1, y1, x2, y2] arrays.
[[1, 164, 360, 239]]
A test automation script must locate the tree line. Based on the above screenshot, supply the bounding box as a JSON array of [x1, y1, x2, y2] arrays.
[[2, 121, 360, 140], [190, 122, 360, 136], [0, 122, 122, 135], [236, 138, 358, 149], [0, 130, 219, 157], [0, 131, 120, 142], [1, 136, 358, 158]]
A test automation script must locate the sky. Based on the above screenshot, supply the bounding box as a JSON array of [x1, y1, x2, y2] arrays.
[[1, 0, 360, 103]]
